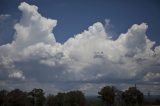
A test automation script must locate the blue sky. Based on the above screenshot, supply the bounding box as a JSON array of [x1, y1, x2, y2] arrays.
[[0, 0, 160, 44], [0, 0, 160, 95]]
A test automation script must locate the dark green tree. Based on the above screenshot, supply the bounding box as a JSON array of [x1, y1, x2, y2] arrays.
[[122, 87, 144, 106], [98, 86, 115, 106], [54, 92, 66, 106], [5, 89, 28, 106], [46, 94, 55, 106], [30, 88, 45, 106], [0, 90, 8, 106], [66, 90, 85, 106], [51, 90, 85, 106]]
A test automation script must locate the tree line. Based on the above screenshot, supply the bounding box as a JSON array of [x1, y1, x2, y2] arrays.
[[98, 86, 143, 106], [0, 85, 145, 106]]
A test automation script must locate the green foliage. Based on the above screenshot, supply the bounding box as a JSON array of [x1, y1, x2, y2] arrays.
[[66, 91, 85, 106], [98, 86, 115, 105], [0, 90, 8, 106], [5, 89, 28, 106], [46, 90, 85, 106], [0, 86, 147, 106], [122, 87, 144, 106], [46, 94, 55, 106], [30, 88, 45, 106], [0, 88, 45, 106]]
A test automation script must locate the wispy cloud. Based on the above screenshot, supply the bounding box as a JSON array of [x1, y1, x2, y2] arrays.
[[0, 14, 10, 22]]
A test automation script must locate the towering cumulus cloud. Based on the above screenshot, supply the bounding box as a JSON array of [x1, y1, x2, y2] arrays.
[[0, 2, 160, 94]]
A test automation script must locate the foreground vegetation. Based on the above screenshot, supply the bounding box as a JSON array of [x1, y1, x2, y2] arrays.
[[0, 86, 159, 106]]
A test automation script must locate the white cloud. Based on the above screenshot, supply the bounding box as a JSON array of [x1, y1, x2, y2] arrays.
[[144, 72, 160, 81], [0, 2, 160, 94], [9, 71, 25, 80], [14, 2, 57, 50]]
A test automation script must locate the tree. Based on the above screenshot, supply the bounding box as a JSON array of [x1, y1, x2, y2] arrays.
[[0, 90, 8, 106], [30, 88, 45, 106], [66, 91, 85, 106], [98, 86, 115, 106], [50, 90, 85, 106], [122, 87, 144, 106], [46, 94, 55, 106], [5, 89, 28, 106], [54, 92, 66, 106]]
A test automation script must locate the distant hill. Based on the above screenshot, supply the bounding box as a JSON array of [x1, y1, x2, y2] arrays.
[[144, 95, 160, 101]]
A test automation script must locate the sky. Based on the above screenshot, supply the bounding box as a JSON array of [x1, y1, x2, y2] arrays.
[[0, 0, 160, 95]]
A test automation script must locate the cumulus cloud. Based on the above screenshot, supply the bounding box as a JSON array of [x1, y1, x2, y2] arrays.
[[0, 2, 160, 95], [9, 71, 25, 80]]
